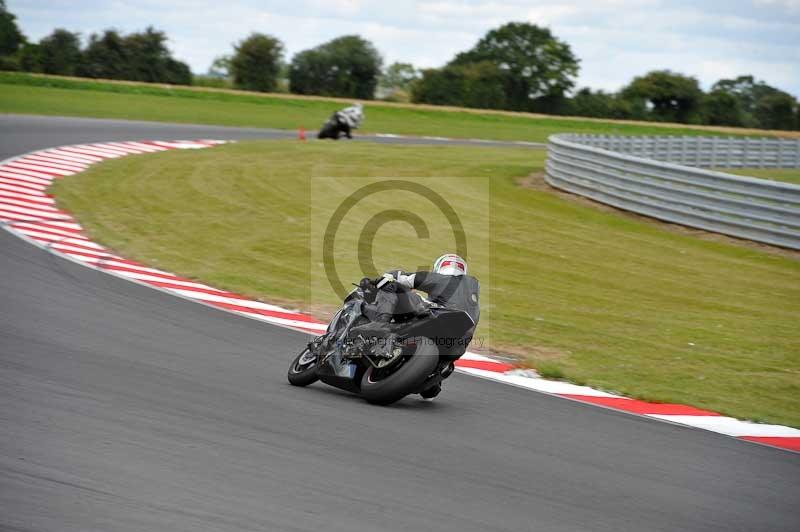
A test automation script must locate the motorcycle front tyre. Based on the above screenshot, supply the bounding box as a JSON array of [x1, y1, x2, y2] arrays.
[[287, 347, 320, 387]]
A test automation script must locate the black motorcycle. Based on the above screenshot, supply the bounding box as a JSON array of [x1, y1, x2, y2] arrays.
[[317, 112, 352, 140], [287, 279, 474, 405]]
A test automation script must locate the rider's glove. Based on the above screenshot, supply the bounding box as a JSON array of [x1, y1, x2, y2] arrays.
[[376, 272, 395, 289], [359, 277, 378, 303]]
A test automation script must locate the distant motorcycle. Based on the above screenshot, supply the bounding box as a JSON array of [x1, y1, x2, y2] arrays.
[[317, 113, 352, 140], [287, 278, 474, 405], [317, 103, 364, 140]]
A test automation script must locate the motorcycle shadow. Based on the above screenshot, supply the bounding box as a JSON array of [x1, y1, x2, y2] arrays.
[[285, 380, 447, 410]]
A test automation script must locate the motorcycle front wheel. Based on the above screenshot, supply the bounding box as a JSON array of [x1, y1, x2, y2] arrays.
[[360, 337, 438, 405], [287, 347, 319, 387]]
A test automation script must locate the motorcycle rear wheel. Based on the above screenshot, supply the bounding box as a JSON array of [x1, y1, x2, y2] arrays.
[[287, 347, 319, 387], [360, 337, 438, 405]]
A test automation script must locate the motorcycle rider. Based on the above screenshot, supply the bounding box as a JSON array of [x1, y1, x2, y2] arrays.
[[379, 253, 479, 331], [373, 253, 480, 399], [320, 102, 364, 139], [338, 102, 364, 137], [311, 253, 479, 400]]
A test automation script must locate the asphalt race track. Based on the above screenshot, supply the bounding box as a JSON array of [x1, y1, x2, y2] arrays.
[[1, 115, 799, 532], [0, 114, 543, 155]]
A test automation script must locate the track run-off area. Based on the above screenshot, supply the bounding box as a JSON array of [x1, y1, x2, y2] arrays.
[[1, 115, 799, 532]]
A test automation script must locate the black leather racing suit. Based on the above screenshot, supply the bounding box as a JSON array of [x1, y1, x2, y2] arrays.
[[353, 271, 480, 355], [395, 271, 480, 331]]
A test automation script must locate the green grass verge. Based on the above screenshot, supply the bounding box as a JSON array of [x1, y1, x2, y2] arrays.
[[720, 168, 800, 186], [50, 140, 800, 427], [0, 71, 768, 143]]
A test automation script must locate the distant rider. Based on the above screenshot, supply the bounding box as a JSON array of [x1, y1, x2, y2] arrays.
[[338, 102, 364, 137], [321, 102, 364, 139]]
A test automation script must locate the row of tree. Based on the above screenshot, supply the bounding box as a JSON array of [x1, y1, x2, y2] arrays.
[[0, 2, 191, 84], [410, 23, 578, 114], [197, 26, 800, 131], [1, 1, 797, 130], [403, 23, 797, 130], [207, 33, 382, 98], [562, 73, 798, 130]]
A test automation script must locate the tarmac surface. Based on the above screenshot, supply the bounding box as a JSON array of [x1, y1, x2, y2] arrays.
[[1, 114, 798, 532]]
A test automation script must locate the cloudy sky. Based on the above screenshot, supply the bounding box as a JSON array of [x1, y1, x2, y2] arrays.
[[9, 0, 800, 96]]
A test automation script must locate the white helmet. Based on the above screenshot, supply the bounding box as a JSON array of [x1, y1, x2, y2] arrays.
[[433, 254, 467, 276]]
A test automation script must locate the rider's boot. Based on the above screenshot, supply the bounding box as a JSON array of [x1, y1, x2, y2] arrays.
[[420, 383, 442, 400]]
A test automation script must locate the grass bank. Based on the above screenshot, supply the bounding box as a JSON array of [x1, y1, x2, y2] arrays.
[[51, 140, 800, 427], [4, 72, 799, 142]]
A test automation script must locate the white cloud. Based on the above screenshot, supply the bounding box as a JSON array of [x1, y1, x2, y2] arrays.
[[525, 5, 580, 25], [754, 0, 800, 11], [301, 0, 365, 17]]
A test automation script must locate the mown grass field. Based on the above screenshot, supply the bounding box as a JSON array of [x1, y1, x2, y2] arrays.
[[722, 167, 800, 185], [51, 140, 800, 427], [4, 72, 797, 142]]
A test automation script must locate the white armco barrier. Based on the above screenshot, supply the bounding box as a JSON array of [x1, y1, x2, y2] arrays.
[[545, 134, 800, 250]]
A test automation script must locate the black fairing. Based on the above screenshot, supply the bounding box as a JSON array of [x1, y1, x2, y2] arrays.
[[397, 308, 474, 358], [316, 349, 363, 393]]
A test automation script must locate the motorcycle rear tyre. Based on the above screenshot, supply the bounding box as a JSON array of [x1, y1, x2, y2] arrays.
[[361, 337, 438, 405]]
